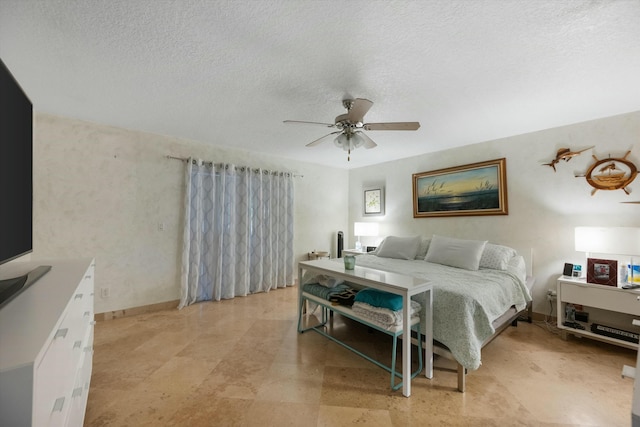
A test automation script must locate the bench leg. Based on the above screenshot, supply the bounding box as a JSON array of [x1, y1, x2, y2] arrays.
[[390, 334, 398, 390], [298, 298, 329, 333]]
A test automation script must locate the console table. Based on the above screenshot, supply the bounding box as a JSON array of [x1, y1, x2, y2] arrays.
[[297, 259, 433, 397]]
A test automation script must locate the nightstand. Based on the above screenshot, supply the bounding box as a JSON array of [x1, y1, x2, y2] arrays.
[[556, 275, 640, 350]]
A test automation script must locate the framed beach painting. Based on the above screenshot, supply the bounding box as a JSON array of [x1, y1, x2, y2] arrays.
[[412, 158, 508, 217]]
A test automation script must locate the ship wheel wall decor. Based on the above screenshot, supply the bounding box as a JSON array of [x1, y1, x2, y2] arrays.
[[577, 150, 638, 196]]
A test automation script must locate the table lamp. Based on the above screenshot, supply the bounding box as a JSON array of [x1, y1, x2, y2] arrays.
[[354, 222, 379, 251], [575, 226, 640, 284]]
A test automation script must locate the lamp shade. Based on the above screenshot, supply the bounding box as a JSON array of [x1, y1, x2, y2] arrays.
[[575, 227, 640, 256], [354, 222, 379, 237]]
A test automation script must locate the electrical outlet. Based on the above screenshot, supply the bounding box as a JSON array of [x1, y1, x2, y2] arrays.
[[100, 287, 110, 298], [547, 289, 557, 301]]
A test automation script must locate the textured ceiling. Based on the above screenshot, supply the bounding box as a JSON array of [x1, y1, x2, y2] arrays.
[[1, 0, 639, 169]]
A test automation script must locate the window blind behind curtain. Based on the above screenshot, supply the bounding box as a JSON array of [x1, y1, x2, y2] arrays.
[[178, 158, 295, 308]]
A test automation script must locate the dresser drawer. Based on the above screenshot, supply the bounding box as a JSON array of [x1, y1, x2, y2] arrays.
[[34, 316, 76, 425], [66, 342, 93, 427]]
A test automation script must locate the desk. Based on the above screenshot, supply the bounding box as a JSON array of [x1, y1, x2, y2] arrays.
[[298, 259, 433, 397]]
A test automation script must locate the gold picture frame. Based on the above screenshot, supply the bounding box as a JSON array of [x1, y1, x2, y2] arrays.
[[412, 158, 508, 217]]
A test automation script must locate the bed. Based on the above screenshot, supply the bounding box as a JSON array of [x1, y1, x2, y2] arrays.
[[303, 234, 535, 392]]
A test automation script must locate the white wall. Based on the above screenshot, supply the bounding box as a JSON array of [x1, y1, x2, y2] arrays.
[[20, 111, 640, 315], [30, 113, 348, 313], [348, 111, 640, 315]]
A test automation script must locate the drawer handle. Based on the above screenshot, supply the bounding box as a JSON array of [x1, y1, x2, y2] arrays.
[[72, 387, 83, 398], [85, 275, 92, 279], [74, 340, 82, 349], [75, 293, 83, 300], [52, 397, 65, 413], [54, 328, 68, 339], [84, 311, 91, 317]]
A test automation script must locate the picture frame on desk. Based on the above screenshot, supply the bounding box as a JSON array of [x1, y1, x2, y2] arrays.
[[587, 258, 617, 286]]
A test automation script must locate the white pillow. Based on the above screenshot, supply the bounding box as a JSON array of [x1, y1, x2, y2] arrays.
[[479, 243, 517, 271], [424, 235, 488, 270], [415, 237, 431, 260], [507, 255, 527, 286], [368, 238, 384, 255], [375, 235, 421, 260]]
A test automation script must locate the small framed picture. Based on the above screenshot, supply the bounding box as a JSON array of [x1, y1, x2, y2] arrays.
[[587, 258, 618, 286], [363, 188, 384, 216]]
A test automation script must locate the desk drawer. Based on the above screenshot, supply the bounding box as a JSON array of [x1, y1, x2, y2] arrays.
[[561, 282, 640, 316]]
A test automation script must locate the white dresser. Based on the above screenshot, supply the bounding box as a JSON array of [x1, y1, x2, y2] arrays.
[[0, 258, 95, 427]]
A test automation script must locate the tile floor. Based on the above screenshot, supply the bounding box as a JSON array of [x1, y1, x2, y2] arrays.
[[86, 286, 637, 426]]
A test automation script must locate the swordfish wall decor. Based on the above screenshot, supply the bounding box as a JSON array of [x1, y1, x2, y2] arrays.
[[542, 146, 593, 172], [543, 146, 638, 197]]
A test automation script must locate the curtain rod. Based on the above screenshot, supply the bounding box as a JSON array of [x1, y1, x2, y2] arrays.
[[166, 155, 304, 178]]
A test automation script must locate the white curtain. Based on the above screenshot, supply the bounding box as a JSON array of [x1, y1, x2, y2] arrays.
[[178, 159, 295, 308]]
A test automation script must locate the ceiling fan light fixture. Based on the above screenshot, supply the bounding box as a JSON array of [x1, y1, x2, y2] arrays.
[[334, 132, 365, 151], [284, 98, 420, 160]]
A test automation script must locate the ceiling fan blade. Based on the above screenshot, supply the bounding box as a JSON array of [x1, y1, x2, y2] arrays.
[[357, 131, 377, 149], [283, 120, 336, 128], [306, 131, 341, 147], [346, 98, 373, 123], [363, 122, 421, 131]]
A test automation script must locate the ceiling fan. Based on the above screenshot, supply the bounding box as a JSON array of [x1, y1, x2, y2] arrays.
[[283, 98, 420, 161]]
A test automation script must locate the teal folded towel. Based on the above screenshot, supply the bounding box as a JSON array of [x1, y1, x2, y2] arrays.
[[354, 288, 402, 311]]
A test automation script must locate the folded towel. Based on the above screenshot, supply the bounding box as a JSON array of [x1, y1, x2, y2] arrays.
[[353, 288, 403, 311], [317, 275, 345, 288], [303, 283, 352, 300], [352, 300, 422, 327]]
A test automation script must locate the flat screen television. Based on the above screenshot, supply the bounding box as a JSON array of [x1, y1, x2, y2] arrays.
[[0, 58, 50, 308]]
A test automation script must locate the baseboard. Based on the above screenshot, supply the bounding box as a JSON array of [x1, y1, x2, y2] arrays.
[[95, 304, 554, 323], [95, 299, 179, 321]]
